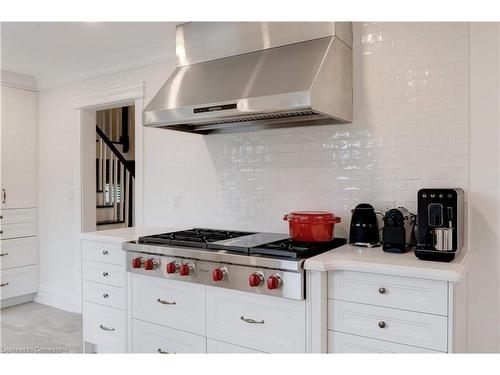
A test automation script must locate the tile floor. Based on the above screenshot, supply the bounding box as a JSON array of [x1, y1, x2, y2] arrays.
[[0, 302, 82, 354]]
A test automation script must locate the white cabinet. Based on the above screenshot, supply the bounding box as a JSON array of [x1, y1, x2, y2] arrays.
[[206, 286, 306, 353], [131, 274, 206, 336], [326, 270, 452, 353], [0, 83, 38, 306], [328, 331, 438, 353], [0, 237, 37, 270], [328, 300, 448, 352], [328, 271, 448, 316], [81, 240, 127, 353], [132, 319, 206, 354], [1, 85, 37, 209], [207, 339, 263, 353], [0, 265, 38, 300], [83, 301, 127, 353]]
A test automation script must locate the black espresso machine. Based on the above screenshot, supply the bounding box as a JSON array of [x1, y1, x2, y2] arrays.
[[414, 188, 464, 262]]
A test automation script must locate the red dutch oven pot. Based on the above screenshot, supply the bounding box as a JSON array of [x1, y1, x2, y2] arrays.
[[283, 211, 341, 242]]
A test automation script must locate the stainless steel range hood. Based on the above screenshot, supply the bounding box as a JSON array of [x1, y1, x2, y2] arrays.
[[143, 22, 353, 134]]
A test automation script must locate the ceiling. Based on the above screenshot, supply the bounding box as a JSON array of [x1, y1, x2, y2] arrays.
[[1, 22, 178, 89]]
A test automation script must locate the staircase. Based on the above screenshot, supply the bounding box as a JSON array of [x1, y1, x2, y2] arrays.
[[95, 107, 134, 230]]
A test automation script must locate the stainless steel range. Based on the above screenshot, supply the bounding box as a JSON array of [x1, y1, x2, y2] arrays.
[[123, 228, 346, 300]]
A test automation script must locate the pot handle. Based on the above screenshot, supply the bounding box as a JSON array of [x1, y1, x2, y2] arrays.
[[333, 217, 341, 224], [283, 214, 290, 221]]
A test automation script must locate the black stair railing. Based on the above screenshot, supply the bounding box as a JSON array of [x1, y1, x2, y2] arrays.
[[96, 125, 134, 227]]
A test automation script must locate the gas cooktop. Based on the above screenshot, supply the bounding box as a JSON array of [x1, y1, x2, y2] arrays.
[[136, 228, 346, 259], [123, 228, 347, 300]]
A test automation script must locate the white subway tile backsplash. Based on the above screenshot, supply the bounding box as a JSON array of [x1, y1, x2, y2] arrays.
[[143, 22, 470, 234]]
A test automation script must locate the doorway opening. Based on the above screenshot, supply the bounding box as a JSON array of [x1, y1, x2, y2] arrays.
[[94, 106, 135, 230]]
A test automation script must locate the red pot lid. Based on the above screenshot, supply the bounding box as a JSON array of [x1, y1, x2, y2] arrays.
[[286, 211, 337, 223]]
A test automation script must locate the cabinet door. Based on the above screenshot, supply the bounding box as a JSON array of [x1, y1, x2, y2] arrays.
[[0, 85, 37, 209], [132, 319, 206, 354]]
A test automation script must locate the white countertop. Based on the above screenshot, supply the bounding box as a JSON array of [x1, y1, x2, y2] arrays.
[[304, 244, 471, 282], [80, 226, 178, 243]]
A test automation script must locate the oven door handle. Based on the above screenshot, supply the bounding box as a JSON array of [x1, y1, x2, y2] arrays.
[[240, 316, 265, 324]]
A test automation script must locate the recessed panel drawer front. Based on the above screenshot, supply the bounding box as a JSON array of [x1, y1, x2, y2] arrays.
[[0, 265, 38, 300], [206, 286, 306, 353], [82, 240, 125, 266], [82, 260, 125, 288], [0, 208, 36, 224], [328, 331, 440, 353], [132, 319, 206, 354], [82, 280, 126, 310], [83, 301, 126, 353], [131, 274, 205, 335], [328, 300, 448, 352], [207, 338, 263, 353], [328, 271, 448, 316], [0, 237, 37, 270], [0, 222, 37, 239]]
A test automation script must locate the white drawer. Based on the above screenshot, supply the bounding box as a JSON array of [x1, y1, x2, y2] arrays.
[[207, 286, 306, 353], [82, 240, 125, 266], [207, 339, 263, 353], [132, 319, 206, 354], [82, 260, 125, 288], [0, 265, 38, 300], [83, 301, 127, 353], [132, 274, 205, 335], [328, 331, 440, 353], [82, 280, 126, 310], [0, 237, 37, 270], [328, 271, 448, 316], [0, 222, 37, 239], [0, 208, 36, 224], [328, 300, 448, 352]]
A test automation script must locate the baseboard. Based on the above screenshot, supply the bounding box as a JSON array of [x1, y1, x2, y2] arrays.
[[0, 293, 36, 308], [34, 285, 81, 313]]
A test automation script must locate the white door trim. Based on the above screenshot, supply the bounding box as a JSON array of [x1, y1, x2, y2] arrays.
[[72, 82, 145, 313], [72, 83, 144, 110]]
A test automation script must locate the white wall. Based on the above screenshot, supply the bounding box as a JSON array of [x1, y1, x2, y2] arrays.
[[36, 60, 176, 311], [468, 23, 500, 352]]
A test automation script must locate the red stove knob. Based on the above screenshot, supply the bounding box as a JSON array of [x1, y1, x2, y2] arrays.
[[249, 272, 264, 287], [212, 267, 227, 282], [267, 274, 282, 290], [131, 257, 143, 269], [144, 258, 159, 271], [179, 263, 194, 276], [166, 262, 178, 274]]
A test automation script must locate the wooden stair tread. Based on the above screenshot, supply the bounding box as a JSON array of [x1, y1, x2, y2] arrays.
[[96, 220, 125, 226]]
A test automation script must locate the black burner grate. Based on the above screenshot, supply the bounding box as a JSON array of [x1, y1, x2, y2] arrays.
[[250, 237, 347, 259], [138, 228, 255, 249]]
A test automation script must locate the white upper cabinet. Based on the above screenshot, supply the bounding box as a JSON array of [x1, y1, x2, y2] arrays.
[[1, 85, 38, 209]]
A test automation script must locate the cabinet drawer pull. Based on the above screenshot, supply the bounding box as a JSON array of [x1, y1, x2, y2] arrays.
[[103, 293, 109, 299], [0, 252, 8, 257], [157, 298, 176, 305], [0, 230, 3, 235], [378, 287, 386, 294], [99, 324, 115, 331], [0, 282, 9, 287], [378, 321, 386, 329], [102, 250, 109, 255], [2, 189, 6, 204], [102, 272, 109, 277], [157, 348, 172, 354], [240, 316, 265, 324]]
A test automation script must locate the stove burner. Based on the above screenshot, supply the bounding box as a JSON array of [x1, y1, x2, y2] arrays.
[[250, 238, 347, 259], [138, 228, 255, 249]]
